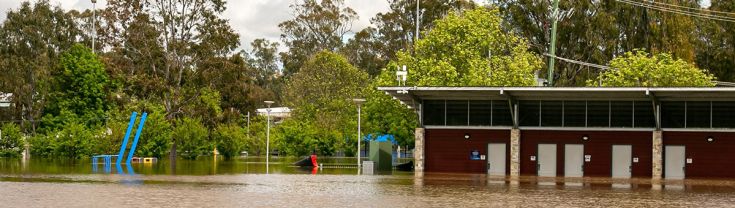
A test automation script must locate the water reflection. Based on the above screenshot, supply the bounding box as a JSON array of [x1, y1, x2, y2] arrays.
[[2, 158, 735, 207]]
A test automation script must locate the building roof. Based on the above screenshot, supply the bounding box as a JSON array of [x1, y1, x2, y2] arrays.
[[0, 93, 11, 107], [256, 107, 292, 118], [378, 87, 735, 109]]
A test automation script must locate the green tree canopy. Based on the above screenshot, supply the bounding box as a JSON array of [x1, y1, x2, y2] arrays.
[[281, 51, 368, 156], [172, 117, 210, 159], [498, 0, 701, 86], [278, 0, 357, 75], [214, 123, 246, 159], [588, 50, 715, 87], [379, 7, 542, 87], [0, 0, 81, 132], [43, 44, 110, 129], [0, 123, 24, 157]]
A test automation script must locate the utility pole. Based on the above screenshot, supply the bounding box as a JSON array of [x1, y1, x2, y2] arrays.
[[415, 0, 420, 42], [547, 0, 560, 86], [91, 0, 97, 54]]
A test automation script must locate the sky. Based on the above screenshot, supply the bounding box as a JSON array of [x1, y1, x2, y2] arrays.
[[0, 0, 714, 52], [0, 0, 393, 52]]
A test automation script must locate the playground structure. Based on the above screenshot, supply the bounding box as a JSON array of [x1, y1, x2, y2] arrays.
[[92, 112, 153, 168]]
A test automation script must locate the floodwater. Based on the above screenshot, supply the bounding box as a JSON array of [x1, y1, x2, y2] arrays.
[[2, 157, 735, 207]]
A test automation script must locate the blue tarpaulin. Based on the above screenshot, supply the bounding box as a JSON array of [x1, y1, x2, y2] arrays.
[[363, 134, 397, 145]]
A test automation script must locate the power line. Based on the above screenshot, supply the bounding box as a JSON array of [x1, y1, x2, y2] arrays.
[[543, 53, 611, 71], [616, 0, 735, 23], [643, 0, 735, 16], [617, 0, 735, 21]]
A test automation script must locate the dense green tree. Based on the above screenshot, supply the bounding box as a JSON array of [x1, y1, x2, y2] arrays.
[[98, 0, 243, 159], [589, 50, 715, 87], [249, 39, 280, 85], [0, 123, 24, 157], [372, 0, 475, 60], [363, 84, 418, 148], [197, 54, 275, 120], [180, 87, 223, 128], [497, 0, 700, 86], [123, 101, 173, 158], [284, 51, 368, 111], [0, 0, 81, 133], [172, 117, 210, 159], [339, 28, 386, 77], [45, 122, 95, 158], [243, 115, 267, 156], [42, 44, 110, 130], [695, 1, 735, 82], [101, 0, 240, 120], [275, 118, 340, 156], [213, 123, 246, 159], [278, 0, 357, 75], [340, 0, 475, 78], [380, 7, 542, 86], [281, 51, 368, 156]]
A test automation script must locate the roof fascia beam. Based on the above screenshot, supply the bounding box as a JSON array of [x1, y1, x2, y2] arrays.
[[648, 89, 661, 130], [501, 89, 519, 128]]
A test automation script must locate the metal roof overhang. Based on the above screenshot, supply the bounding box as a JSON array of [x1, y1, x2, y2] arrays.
[[378, 87, 735, 108]]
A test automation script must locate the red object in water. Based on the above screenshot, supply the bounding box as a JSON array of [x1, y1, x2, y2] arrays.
[[310, 154, 318, 167]]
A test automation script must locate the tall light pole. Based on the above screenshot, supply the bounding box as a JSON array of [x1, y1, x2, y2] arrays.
[[91, 0, 97, 54], [264, 101, 274, 173], [415, 0, 420, 42], [352, 98, 366, 170], [246, 111, 250, 145]]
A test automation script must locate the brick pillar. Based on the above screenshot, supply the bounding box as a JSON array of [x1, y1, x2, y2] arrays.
[[652, 130, 663, 180], [510, 128, 521, 178], [414, 128, 425, 172]]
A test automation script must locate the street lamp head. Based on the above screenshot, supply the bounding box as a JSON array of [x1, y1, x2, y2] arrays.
[[91, 0, 97, 3], [264, 101, 275, 107], [352, 98, 366, 107]]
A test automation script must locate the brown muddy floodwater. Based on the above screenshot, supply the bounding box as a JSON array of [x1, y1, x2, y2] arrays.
[[1, 157, 735, 207]]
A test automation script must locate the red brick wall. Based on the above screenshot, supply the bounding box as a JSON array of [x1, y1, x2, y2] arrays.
[[663, 131, 735, 179], [520, 130, 653, 178], [424, 129, 510, 173]]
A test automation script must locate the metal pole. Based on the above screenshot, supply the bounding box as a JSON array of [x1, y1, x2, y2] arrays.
[[357, 105, 361, 169], [415, 0, 420, 42], [92, 0, 96, 54], [264, 101, 274, 174], [547, 0, 559, 86], [266, 109, 270, 171], [246, 111, 250, 142]]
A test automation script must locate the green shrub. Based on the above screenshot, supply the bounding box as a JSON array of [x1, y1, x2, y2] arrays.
[[116, 100, 173, 158], [214, 123, 245, 159], [172, 117, 210, 159], [28, 134, 53, 158], [56, 123, 96, 158], [0, 123, 24, 157]]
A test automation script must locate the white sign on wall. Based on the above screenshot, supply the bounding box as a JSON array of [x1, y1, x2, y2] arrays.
[[633, 157, 639, 163], [686, 158, 693, 164], [584, 155, 591, 162], [530, 156, 536, 161]]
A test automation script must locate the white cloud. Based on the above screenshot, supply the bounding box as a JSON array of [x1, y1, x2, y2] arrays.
[[0, 0, 391, 52]]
